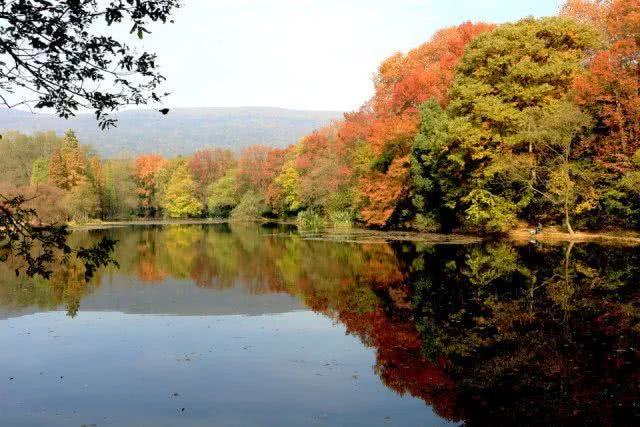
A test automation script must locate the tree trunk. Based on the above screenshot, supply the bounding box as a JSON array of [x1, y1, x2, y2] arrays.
[[563, 150, 574, 237], [565, 199, 574, 237], [529, 139, 536, 183]]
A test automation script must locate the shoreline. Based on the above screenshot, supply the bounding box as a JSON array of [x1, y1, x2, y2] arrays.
[[69, 218, 229, 229], [69, 219, 640, 246], [509, 227, 640, 246]]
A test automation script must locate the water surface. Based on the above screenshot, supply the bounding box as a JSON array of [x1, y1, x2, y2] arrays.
[[1, 224, 639, 426]]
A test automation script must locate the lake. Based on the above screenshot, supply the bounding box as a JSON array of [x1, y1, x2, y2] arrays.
[[1, 224, 639, 426]]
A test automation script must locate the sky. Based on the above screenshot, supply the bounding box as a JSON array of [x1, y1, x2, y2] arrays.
[[138, 0, 565, 112]]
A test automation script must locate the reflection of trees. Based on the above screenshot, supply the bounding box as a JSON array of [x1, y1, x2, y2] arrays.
[[0, 230, 105, 316], [339, 299, 460, 421], [1, 225, 640, 424], [134, 228, 167, 283], [50, 260, 97, 317], [410, 242, 640, 425]]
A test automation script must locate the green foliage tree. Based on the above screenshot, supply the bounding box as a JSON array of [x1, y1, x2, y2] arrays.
[[102, 165, 119, 220], [109, 160, 139, 219], [30, 158, 49, 186], [462, 189, 518, 233], [207, 171, 240, 218], [442, 17, 602, 232], [521, 102, 594, 234], [273, 158, 303, 213], [154, 158, 182, 214], [65, 181, 100, 223], [0, 131, 55, 186], [163, 164, 203, 218], [410, 100, 452, 231]]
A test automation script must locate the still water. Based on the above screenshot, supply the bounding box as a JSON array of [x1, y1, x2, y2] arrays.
[[1, 224, 639, 426]]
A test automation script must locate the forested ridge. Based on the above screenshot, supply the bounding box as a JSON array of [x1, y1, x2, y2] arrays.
[[0, 107, 341, 157], [2, 0, 640, 234]]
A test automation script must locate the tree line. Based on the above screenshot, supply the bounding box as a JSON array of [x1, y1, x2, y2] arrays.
[[3, 0, 640, 234]]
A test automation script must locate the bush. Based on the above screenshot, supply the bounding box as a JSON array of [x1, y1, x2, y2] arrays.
[[328, 210, 352, 230], [297, 209, 326, 231], [413, 213, 441, 232]]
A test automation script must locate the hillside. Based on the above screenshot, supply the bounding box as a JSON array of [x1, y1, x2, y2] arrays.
[[0, 107, 342, 157]]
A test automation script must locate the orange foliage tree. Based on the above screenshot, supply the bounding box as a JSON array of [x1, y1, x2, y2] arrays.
[[133, 154, 168, 215], [563, 0, 640, 170]]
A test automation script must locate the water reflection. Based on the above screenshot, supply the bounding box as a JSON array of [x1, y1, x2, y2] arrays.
[[1, 224, 639, 425]]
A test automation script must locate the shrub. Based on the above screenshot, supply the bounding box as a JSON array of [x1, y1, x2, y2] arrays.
[[413, 213, 440, 232], [297, 209, 326, 231], [328, 210, 352, 230]]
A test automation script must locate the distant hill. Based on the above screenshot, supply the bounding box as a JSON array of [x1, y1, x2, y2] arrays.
[[0, 107, 343, 157]]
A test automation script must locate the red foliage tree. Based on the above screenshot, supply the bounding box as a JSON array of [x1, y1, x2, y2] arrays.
[[237, 145, 286, 196], [188, 148, 237, 200], [564, 0, 640, 170], [294, 127, 355, 209]]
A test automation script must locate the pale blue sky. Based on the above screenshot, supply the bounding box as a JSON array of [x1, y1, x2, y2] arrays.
[[141, 0, 564, 111]]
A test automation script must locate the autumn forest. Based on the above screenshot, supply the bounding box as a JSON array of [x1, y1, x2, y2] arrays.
[[3, 0, 640, 235], [6, 1, 640, 426]]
